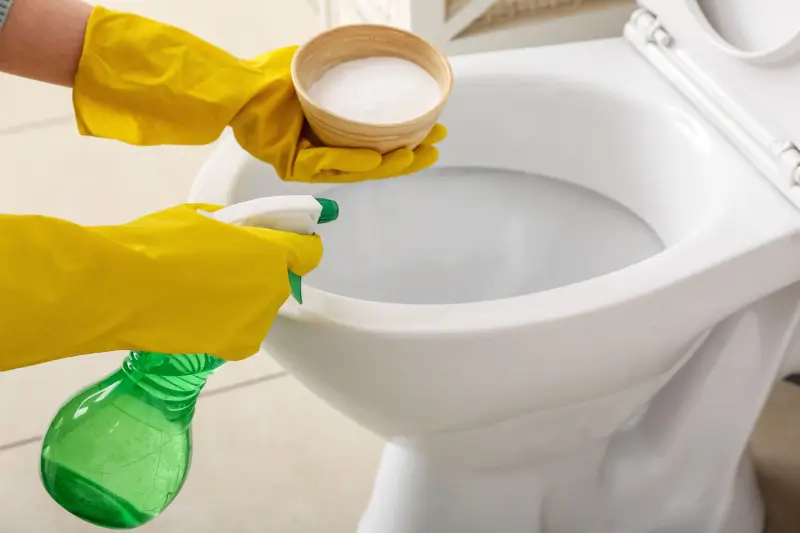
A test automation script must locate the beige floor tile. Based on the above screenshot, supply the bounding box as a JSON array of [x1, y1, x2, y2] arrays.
[[0, 80, 73, 132], [2, 375, 800, 532], [0, 349, 283, 446], [0, 121, 209, 224], [0, 0, 321, 131], [0, 377, 382, 532]]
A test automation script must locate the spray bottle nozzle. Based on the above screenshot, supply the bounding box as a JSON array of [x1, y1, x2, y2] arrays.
[[316, 198, 339, 224], [288, 197, 339, 304]]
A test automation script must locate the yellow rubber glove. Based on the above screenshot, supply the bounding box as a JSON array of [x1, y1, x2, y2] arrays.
[[0, 205, 321, 371], [73, 6, 446, 183]]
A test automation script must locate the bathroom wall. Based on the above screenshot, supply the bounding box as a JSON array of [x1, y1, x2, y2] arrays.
[[318, 0, 636, 54]]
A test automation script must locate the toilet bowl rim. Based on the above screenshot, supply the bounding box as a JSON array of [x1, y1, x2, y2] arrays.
[[187, 135, 693, 332], [276, 224, 764, 334], [190, 43, 800, 335], [191, 145, 798, 337]]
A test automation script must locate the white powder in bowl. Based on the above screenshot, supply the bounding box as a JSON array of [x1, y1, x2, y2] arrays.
[[307, 57, 442, 125]]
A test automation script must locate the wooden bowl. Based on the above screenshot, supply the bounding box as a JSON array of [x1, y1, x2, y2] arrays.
[[291, 24, 453, 154]]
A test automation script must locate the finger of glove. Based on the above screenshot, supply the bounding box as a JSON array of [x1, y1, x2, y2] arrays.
[[167, 204, 323, 276], [309, 148, 415, 183], [421, 124, 448, 145], [398, 144, 440, 176], [292, 146, 383, 182], [336, 144, 437, 182], [247, 229, 324, 276]]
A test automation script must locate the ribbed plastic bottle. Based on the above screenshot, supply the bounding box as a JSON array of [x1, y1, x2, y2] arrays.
[[40, 196, 338, 529], [40, 351, 223, 528]]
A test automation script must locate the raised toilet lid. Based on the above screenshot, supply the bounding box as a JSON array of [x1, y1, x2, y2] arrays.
[[626, 0, 800, 209]]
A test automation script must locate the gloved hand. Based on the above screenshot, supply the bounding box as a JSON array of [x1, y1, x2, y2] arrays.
[[73, 6, 446, 183], [0, 205, 321, 371]]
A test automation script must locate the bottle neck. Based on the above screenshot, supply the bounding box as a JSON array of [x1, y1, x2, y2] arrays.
[[123, 352, 225, 405]]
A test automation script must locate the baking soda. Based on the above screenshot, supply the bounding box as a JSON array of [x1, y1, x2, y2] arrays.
[[308, 57, 441, 124]]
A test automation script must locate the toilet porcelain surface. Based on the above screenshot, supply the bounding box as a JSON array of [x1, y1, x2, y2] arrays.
[[193, 37, 800, 433], [190, 6, 800, 532]]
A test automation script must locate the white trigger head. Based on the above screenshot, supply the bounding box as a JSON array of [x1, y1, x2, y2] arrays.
[[201, 195, 324, 235]]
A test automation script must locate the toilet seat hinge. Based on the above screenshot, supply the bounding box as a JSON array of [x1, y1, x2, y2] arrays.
[[627, 9, 800, 211], [630, 8, 673, 48], [772, 140, 800, 186]]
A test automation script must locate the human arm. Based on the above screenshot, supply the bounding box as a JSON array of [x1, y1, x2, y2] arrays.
[[0, 0, 91, 86], [0, 2, 336, 371], [0, 2, 326, 371], [0, 1, 445, 180], [0, 1, 445, 181], [73, 5, 446, 182], [0, 205, 321, 371]]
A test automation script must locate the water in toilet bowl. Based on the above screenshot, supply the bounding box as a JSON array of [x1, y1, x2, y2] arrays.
[[306, 167, 665, 305]]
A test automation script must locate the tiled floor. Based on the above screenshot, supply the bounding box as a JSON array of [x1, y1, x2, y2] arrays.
[[2, 0, 800, 531], [0, 376, 383, 532]]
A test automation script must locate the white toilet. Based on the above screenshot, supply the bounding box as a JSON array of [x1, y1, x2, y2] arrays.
[[190, 2, 800, 532]]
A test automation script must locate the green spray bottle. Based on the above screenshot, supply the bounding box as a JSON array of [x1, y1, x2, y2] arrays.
[[39, 195, 338, 529]]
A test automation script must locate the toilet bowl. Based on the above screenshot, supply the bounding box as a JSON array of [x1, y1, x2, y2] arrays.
[[190, 3, 800, 532]]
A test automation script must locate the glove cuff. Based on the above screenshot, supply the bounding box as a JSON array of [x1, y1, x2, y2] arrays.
[[73, 6, 267, 146]]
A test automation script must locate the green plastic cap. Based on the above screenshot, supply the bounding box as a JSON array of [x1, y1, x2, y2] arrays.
[[288, 270, 303, 304], [316, 198, 339, 224]]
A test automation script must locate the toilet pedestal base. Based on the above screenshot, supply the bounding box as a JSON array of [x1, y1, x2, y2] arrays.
[[354, 296, 800, 533], [357, 443, 763, 533]]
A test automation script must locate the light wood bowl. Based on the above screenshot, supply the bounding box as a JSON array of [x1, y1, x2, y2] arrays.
[[291, 24, 453, 154]]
